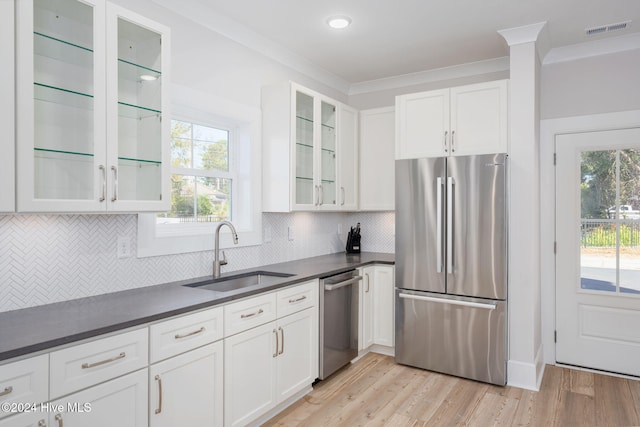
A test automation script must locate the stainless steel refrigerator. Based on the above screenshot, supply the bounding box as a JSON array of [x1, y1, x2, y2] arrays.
[[395, 153, 508, 386]]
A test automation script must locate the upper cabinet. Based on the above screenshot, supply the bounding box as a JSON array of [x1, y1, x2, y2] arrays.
[[338, 104, 358, 211], [360, 107, 395, 211], [16, 0, 170, 213], [395, 79, 508, 159], [0, 0, 15, 213], [262, 82, 358, 212]]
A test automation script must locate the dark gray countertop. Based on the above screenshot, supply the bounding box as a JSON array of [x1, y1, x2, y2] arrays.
[[0, 252, 394, 362]]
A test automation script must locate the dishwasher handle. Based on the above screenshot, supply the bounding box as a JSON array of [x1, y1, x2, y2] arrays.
[[324, 275, 362, 291]]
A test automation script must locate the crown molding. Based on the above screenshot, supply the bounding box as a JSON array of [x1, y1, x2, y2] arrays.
[[151, 0, 351, 94], [543, 31, 640, 65], [498, 22, 550, 62], [348, 57, 510, 95]]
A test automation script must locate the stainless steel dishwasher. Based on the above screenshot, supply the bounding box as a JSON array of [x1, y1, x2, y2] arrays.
[[319, 269, 362, 380]]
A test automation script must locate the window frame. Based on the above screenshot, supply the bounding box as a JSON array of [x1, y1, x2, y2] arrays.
[[137, 86, 262, 258]]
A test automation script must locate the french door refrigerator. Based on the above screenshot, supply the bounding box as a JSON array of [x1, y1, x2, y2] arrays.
[[395, 153, 508, 386]]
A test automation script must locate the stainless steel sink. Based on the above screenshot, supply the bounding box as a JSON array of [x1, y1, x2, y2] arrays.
[[183, 271, 294, 293]]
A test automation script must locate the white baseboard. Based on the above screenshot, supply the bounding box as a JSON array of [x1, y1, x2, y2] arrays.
[[507, 346, 545, 391], [249, 386, 312, 426]]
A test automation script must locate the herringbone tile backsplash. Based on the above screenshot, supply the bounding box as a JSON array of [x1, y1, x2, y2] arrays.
[[0, 212, 394, 312]]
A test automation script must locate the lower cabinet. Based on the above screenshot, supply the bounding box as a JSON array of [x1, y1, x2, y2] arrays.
[[0, 412, 47, 427], [359, 265, 395, 351], [149, 341, 223, 427], [224, 307, 317, 427], [49, 368, 148, 427]]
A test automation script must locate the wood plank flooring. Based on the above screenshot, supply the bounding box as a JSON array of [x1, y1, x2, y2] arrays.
[[263, 353, 640, 426]]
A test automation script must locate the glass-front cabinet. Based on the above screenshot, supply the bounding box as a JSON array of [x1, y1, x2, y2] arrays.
[[16, 0, 170, 212], [291, 86, 338, 210]]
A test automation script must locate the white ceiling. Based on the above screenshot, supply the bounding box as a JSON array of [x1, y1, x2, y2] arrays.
[[161, 0, 640, 87]]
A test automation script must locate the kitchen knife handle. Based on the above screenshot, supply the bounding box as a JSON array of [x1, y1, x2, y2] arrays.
[[436, 177, 443, 273], [447, 176, 454, 274]]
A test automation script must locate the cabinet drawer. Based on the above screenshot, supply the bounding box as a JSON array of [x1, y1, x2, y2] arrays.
[[149, 306, 223, 363], [50, 328, 148, 399], [0, 355, 48, 420], [277, 280, 317, 318], [224, 293, 276, 336]]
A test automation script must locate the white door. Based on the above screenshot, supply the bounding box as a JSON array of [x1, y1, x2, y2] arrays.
[[224, 322, 277, 427], [556, 127, 640, 376], [150, 342, 223, 427], [276, 308, 317, 401]]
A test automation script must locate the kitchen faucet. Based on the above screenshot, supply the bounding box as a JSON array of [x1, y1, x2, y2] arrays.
[[213, 221, 239, 278]]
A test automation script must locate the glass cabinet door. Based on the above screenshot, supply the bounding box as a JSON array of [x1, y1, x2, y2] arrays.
[[18, 0, 106, 210], [294, 90, 315, 206], [107, 5, 168, 210], [320, 100, 337, 208]]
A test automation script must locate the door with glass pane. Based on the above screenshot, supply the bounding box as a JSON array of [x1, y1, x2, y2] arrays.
[[106, 4, 169, 211], [17, 0, 106, 212], [319, 100, 338, 210], [293, 89, 316, 209], [556, 128, 640, 376]]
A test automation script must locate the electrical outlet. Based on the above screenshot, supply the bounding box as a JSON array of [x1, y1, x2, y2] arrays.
[[117, 236, 131, 259], [288, 226, 295, 241], [337, 223, 343, 235], [264, 226, 272, 243]]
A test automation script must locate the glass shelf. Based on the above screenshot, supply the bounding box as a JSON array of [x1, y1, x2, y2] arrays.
[[118, 102, 161, 120], [295, 176, 313, 181], [35, 82, 93, 107], [321, 179, 335, 184], [118, 156, 161, 165], [118, 58, 161, 82], [296, 142, 313, 149], [34, 147, 93, 158], [321, 123, 335, 130], [296, 115, 313, 124]]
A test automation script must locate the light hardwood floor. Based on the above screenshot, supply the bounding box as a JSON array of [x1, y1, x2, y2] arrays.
[[264, 352, 640, 426]]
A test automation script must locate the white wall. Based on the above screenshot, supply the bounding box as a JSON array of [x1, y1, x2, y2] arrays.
[[541, 48, 640, 120]]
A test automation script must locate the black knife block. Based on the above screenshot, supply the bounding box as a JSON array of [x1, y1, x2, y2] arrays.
[[346, 229, 361, 254]]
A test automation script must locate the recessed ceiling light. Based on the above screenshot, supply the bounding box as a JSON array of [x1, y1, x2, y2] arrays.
[[327, 15, 352, 30]]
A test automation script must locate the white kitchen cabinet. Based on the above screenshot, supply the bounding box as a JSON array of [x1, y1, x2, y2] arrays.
[[49, 328, 148, 399], [359, 266, 375, 351], [359, 107, 395, 211], [0, 411, 47, 427], [48, 368, 147, 427], [262, 82, 358, 212], [224, 281, 318, 427], [395, 80, 508, 159], [16, 0, 170, 213], [358, 265, 395, 352], [0, 355, 48, 421], [150, 342, 223, 427], [338, 104, 359, 211], [372, 265, 395, 347], [0, 0, 15, 213]]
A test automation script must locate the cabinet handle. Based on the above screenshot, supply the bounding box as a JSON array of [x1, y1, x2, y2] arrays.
[[273, 329, 278, 358], [288, 295, 307, 304], [38, 420, 46, 427], [174, 326, 205, 339], [111, 165, 118, 202], [240, 308, 264, 319], [278, 326, 284, 355], [444, 131, 448, 153], [81, 351, 126, 369], [99, 165, 106, 202], [55, 414, 63, 427], [341, 187, 345, 206], [451, 130, 455, 153], [365, 273, 370, 292], [319, 185, 324, 205], [154, 374, 163, 414], [0, 386, 12, 397], [314, 185, 319, 206]]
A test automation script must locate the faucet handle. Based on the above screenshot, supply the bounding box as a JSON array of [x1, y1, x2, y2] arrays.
[[220, 250, 228, 266]]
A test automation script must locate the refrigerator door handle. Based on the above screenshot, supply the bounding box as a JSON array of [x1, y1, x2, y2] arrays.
[[399, 293, 497, 310], [447, 176, 455, 274], [436, 177, 444, 273]]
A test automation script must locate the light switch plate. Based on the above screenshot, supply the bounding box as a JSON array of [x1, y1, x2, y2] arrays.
[[288, 226, 295, 241]]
